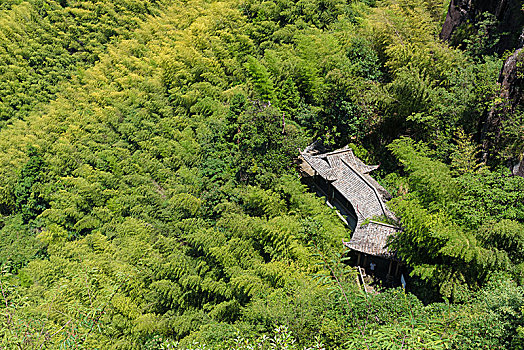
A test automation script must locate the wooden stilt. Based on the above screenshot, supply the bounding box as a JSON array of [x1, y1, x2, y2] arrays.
[[387, 260, 393, 276], [358, 266, 367, 294], [395, 261, 400, 276], [357, 253, 361, 266]]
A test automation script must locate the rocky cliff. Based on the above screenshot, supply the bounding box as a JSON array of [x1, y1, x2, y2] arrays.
[[442, 0, 524, 176], [441, 0, 524, 55], [482, 46, 524, 176]]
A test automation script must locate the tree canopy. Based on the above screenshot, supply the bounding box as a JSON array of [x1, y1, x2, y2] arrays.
[[0, 0, 522, 348]]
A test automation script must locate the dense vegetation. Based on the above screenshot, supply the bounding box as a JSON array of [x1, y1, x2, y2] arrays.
[[0, 0, 522, 348]]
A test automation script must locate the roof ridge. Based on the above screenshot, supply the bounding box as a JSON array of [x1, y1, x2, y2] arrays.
[[340, 157, 387, 217], [367, 220, 401, 230]]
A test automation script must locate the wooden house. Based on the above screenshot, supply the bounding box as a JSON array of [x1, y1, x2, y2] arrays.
[[299, 142, 403, 280]]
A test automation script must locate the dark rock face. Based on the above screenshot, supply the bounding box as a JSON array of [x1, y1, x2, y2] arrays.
[[499, 47, 524, 107], [482, 47, 524, 176], [443, 0, 524, 176], [513, 159, 524, 177], [441, 1, 524, 176], [500, 48, 524, 177], [441, 0, 524, 55]]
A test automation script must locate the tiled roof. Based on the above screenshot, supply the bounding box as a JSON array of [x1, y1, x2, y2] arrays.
[[300, 144, 400, 258], [343, 221, 400, 259]]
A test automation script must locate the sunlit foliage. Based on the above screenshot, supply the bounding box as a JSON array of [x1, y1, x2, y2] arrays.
[[0, 0, 522, 347]]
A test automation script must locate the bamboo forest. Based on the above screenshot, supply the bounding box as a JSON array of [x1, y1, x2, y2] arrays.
[[0, 0, 523, 348]]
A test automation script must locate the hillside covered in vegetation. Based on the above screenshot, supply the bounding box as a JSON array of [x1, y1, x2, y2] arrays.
[[0, 0, 523, 348]]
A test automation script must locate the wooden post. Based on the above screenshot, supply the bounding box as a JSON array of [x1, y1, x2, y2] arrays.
[[387, 260, 393, 276], [358, 266, 367, 294], [363, 255, 368, 273], [395, 261, 401, 276], [357, 253, 361, 266]]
